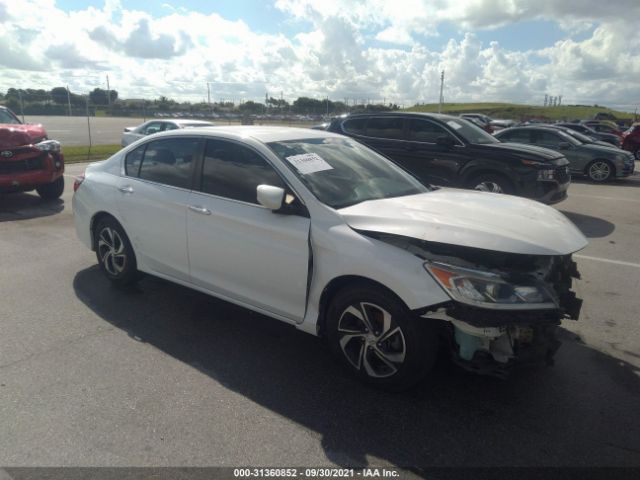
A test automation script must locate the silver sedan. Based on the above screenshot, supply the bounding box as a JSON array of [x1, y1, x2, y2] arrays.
[[121, 119, 215, 147]]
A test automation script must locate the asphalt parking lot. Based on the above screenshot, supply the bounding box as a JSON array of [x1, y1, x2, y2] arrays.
[[1, 164, 639, 470]]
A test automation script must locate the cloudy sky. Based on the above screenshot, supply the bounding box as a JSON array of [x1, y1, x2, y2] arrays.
[[1, 0, 639, 110]]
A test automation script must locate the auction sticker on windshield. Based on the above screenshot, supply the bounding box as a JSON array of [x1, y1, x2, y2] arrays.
[[447, 120, 463, 130], [286, 153, 333, 174]]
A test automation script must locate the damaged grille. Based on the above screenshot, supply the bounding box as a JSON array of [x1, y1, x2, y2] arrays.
[[0, 155, 45, 174]]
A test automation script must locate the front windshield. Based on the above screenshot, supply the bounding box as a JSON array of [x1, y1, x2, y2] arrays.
[[448, 117, 499, 145], [559, 128, 594, 144], [0, 109, 21, 124], [556, 129, 582, 146], [268, 137, 428, 209]]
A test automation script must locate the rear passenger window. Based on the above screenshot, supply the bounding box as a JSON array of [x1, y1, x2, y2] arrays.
[[532, 131, 563, 148], [137, 138, 200, 189], [407, 119, 451, 143], [125, 144, 145, 177], [199, 140, 285, 204], [342, 118, 367, 135], [366, 117, 404, 140], [499, 129, 531, 143]]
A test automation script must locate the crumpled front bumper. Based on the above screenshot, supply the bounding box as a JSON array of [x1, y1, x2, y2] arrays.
[[0, 152, 64, 192], [424, 306, 564, 378]]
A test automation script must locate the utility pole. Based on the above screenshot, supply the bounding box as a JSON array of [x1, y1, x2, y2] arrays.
[[438, 70, 445, 114], [66, 85, 72, 116], [207, 82, 211, 105], [544, 94, 548, 107], [85, 95, 92, 161], [106, 74, 111, 110], [18, 90, 25, 122]]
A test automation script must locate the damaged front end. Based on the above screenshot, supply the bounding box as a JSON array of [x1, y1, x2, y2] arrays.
[[362, 231, 583, 378]]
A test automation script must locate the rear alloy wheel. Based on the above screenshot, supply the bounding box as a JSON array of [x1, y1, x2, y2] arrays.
[[470, 173, 513, 194], [36, 176, 64, 200], [327, 285, 438, 391], [635, 148, 640, 161], [587, 160, 613, 182], [94, 218, 139, 285]]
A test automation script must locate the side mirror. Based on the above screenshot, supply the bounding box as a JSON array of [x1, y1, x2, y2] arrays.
[[436, 136, 455, 148], [558, 142, 571, 150], [257, 184, 285, 210]]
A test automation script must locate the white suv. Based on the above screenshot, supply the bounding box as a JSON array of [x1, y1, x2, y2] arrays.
[[73, 126, 587, 390]]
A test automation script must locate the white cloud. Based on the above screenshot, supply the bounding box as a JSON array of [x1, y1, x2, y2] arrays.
[[0, 0, 638, 109]]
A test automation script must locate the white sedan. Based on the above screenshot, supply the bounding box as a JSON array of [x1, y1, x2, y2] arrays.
[[73, 126, 587, 390], [120, 119, 215, 147]]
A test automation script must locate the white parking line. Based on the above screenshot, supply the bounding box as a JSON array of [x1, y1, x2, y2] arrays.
[[570, 194, 640, 203], [575, 254, 640, 269]]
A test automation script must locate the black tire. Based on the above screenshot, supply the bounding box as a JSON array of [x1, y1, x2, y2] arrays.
[[634, 148, 640, 161], [36, 176, 64, 200], [586, 159, 614, 182], [94, 217, 140, 285], [468, 173, 514, 194], [326, 283, 438, 391]]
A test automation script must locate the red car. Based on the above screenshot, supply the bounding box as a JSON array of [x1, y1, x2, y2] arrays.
[[0, 106, 65, 200], [622, 123, 640, 160]]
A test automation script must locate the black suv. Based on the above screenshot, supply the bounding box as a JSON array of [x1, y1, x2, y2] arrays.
[[328, 112, 570, 204]]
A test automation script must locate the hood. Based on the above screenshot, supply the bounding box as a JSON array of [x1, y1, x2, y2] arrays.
[[340, 189, 588, 256], [579, 143, 623, 156], [0, 124, 47, 148], [476, 141, 564, 162]]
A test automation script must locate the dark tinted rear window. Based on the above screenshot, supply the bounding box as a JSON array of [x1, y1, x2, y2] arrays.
[[365, 117, 404, 140], [342, 118, 367, 135]]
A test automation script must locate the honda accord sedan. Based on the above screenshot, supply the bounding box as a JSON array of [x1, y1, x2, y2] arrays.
[[73, 127, 587, 390]]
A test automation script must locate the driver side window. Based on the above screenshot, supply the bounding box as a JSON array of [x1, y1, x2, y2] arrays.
[[199, 140, 286, 204], [408, 119, 456, 143]]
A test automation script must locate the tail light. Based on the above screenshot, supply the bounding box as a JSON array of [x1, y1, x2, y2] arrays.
[[73, 174, 85, 192]]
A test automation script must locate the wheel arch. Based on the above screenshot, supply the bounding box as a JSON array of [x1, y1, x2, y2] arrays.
[[462, 168, 516, 190], [90, 211, 125, 251], [316, 275, 407, 337]]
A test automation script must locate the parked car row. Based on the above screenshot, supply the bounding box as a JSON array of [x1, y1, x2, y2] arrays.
[[494, 124, 635, 182], [327, 112, 570, 203]]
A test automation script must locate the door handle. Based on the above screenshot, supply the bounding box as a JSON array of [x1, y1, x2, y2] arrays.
[[118, 186, 134, 194], [188, 205, 212, 215]]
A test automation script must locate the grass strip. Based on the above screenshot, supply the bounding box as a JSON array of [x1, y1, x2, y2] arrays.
[[63, 144, 121, 164]]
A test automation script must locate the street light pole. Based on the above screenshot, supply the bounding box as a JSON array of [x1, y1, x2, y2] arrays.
[[438, 70, 445, 114]]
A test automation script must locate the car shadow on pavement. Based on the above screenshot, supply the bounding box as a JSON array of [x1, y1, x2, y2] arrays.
[[560, 211, 615, 238], [0, 192, 64, 222], [73, 267, 640, 470]]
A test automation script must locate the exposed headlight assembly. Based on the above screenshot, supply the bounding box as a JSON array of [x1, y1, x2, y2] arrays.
[[35, 140, 61, 153], [424, 261, 557, 310]]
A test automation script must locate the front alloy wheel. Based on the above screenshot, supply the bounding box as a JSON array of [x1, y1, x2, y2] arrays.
[[474, 181, 504, 193], [587, 160, 613, 182], [327, 284, 438, 391], [338, 302, 406, 378]]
